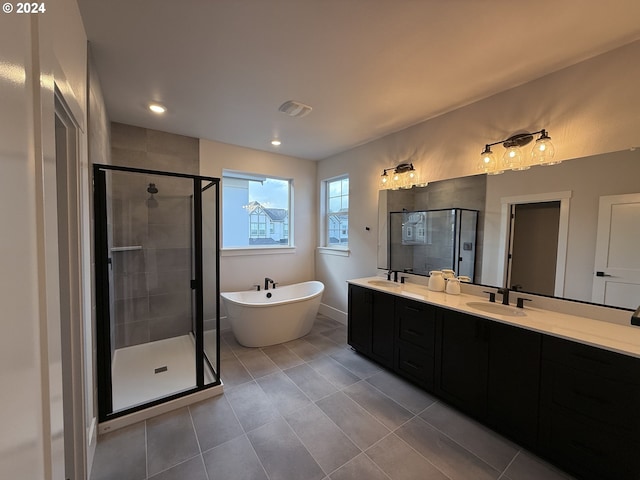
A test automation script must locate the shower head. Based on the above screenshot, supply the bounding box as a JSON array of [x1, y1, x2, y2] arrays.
[[147, 183, 158, 194]]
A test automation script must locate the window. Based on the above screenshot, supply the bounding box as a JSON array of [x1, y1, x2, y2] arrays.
[[222, 171, 292, 248], [325, 175, 349, 247]]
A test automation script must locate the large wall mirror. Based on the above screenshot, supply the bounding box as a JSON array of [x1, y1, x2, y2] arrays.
[[378, 148, 640, 310]]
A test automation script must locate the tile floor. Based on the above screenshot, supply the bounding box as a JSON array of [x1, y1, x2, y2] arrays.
[[90, 314, 575, 480]]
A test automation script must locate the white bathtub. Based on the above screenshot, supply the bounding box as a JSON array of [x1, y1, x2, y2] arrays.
[[220, 281, 324, 347]]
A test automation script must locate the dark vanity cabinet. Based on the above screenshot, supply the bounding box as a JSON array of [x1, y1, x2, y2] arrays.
[[395, 298, 436, 389], [434, 310, 489, 418], [485, 321, 541, 448], [433, 310, 541, 448], [539, 336, 640, 480], [347, 284, 395, 368], [348, 283, 640, 478]]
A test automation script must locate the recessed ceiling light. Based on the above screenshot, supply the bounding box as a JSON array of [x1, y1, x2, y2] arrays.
[[149, 103, 166, 114], [271, 139, 281, 146]]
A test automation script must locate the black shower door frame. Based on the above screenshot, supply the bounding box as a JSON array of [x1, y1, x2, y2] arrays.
[[94, 164, 221, 422]]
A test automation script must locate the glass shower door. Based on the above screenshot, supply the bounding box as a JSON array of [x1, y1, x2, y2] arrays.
[[94, 165, 220, 421]]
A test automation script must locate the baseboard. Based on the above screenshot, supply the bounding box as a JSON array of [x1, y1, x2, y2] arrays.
[[319, 303, 347, 325]]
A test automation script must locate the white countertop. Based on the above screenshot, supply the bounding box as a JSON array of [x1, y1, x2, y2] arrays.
[[348, 276, 640, 359]]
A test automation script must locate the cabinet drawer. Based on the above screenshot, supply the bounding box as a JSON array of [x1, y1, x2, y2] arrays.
[[541, 360, 640, 435], [396, 340, 434, 389], [540, 406, 640, 480], [396, 299, 435, 353], [542, 335, 640, 384]]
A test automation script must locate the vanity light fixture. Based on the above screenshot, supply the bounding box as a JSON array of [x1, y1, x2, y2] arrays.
[[149, 103, 166, 114], [379, 163, 425, 190], [271, 139, 281, 146], [478, 129, 556, 174]]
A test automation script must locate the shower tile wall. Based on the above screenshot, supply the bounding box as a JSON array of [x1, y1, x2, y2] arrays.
[[110, 122, 199, 349]]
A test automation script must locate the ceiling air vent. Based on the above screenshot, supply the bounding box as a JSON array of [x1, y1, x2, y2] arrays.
[[278, 100, 312, 118]]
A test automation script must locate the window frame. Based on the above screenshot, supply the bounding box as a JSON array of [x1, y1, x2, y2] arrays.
[[320, 174, 350, 254], [221, 169, 294, 252]]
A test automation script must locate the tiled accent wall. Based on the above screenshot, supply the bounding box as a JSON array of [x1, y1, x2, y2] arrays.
[[109, 122, 199, 349]]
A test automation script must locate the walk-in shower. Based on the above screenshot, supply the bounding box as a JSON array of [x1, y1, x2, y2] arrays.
[[94, 164, 220, 422]]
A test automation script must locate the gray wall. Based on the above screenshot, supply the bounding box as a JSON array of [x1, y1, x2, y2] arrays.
[[109, 122, 199, 348]]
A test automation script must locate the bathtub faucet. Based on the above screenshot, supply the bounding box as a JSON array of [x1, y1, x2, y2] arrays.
[[264, 277, 276, 290]]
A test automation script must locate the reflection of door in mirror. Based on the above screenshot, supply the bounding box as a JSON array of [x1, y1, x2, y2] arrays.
[[508, 202, 561, 296], [592, 193, 640, 309]]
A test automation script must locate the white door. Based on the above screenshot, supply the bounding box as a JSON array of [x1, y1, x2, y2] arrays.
[[592, 193, 640, 309]]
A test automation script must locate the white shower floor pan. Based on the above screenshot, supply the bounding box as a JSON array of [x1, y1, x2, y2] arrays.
[[111, 333, 216, 412]]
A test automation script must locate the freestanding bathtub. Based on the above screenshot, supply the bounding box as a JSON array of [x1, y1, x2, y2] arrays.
[[220, 281, 324, 347]]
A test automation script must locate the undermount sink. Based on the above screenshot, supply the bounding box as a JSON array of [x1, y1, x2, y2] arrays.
[[466, 301, 526, 317], [368, 279, 400, 288]]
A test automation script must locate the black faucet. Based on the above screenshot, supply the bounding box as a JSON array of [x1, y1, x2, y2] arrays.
[[264, 277, 275, 290], [497, 287, 510, 305], [387, 270, 398, 282]]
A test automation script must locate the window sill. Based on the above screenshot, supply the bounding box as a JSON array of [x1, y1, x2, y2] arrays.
[[222, 246, 296, 257], [317, 246, 350, 257]]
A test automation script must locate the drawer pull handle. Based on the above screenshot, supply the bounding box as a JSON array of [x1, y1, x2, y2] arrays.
[[405, 360, 421, 370], [406, 329, 422, 337], [572, 389, 609, 405], [406, 306, 421, 313]]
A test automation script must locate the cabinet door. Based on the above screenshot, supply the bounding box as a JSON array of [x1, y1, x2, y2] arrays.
[[347, 285, 372, 355], [435, 310, 488, 418], [395, 298, 437, 388], [370, 290, 395, 367], [486, 322, 541, 448]]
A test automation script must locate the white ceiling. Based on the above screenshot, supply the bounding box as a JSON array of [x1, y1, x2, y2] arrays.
[[78, 0, 640, 160]]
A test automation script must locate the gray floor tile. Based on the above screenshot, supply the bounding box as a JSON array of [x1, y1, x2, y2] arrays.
[[148, 455, 207, 480], [284, 337, 325, 361], [329, 453, 390, 480], [366, 369, 436, 414], [261, 343, 305, 369], [236, 348, 281, 378], [330, 349, 382, 378], [308, 355, 361, 389], [343, 381, 414, 430], [219, 340, 236, 360], [221, 329, 254, 355], [365, 433, 449, 480], [420, 401, 518, 471], [284, 362, 338, 401], [220, 356, 253, 387], [256, 371, 311, 415], [247, 418, 325, 480], [285, 404, 361, 474], [303, 333, 345, 354], [90, 422, 146, 480], [146, 407, 200, 476], [202, 434, 268, 480], [396, 417, 500, 480], [189, 394, 244, 451], [316, 391, 390, 450], [225, 381, 280, 432], [503, 451, 576, 480], [320, 326, 348, 345]]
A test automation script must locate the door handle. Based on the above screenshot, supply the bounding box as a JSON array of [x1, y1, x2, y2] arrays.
[[595, 271, 612, 277]]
